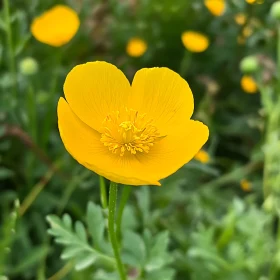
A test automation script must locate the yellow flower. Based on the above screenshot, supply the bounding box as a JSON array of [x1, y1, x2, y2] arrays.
[[242, 26, 253, 38], [246, 0, 264, 4], [181, 31, 209, 53], [57, 62, 209, 186], [126, 38, 147, 57], [235, 13, 247, 25], [241, 75, 258, 94], [31, 5, 80, 47], [237, 35, 246, 45], [240, 179, 252, 192], [194, 150, 210, 163], [204, 0, 226, 16]]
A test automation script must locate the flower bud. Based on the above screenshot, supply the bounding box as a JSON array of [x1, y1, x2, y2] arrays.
[[263, 195, 274, 213], [271, 2, 280, 20], [240, 56, 259, 73], [19, 57, 38, 76]]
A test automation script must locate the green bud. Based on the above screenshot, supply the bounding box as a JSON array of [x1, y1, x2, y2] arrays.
[[36, 90, 49, 105], [19, 57, 38, 76], [263, 195, 274, 213], [271, 1, 280, 20], [240, 56, 259, 74]]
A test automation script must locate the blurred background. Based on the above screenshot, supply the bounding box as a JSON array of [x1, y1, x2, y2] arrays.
[[1, 0, 280, 279]]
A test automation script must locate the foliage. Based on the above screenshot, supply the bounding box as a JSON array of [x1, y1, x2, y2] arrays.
[[1, 0, 280, 279]]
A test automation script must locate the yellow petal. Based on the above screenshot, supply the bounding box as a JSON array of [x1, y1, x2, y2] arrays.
[[31, 5, 79, 47], [58, 98, 208, 186], [64, 61, 131, 132], [58, 97, 160, 185], [241, 75, 258, 94], [194, 150, 210, 163], [130, 67, 194, 134], [235, 13, 247, 25], [140, 120, 209, 182], [204, 0, 226, 16], [126, 38, 147, 57], [181, 31, 210, 53]]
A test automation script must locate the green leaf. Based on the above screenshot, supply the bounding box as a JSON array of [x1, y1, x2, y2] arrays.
[[123, 231, 146, 267], [62, 214, 73, 230], [47, 210, 115, 272], [75, 221, 87, 242], [75, 252, 97, 271], [86, 202, 105, 249], [146, 231, 172, 271], [136, 187, 150, 227], [0, 168, 14, 180], [12, 246, 49, 274], [61, 246, 84, 260], [146, 268, 175, 280]]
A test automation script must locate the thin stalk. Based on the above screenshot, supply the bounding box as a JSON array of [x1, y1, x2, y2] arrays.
[[20, 168, 55, 216], [99, 176, 108, 208], [57, 169, 89, 215], [108, 182, 126, 280], [116, 185, 131, 241], [25, 84, 37, 189], [27, 84, 37, 143], [3, 0, 19, 123], [47, 262, 74, 280], [200, 161, 261, 190], [179, 50, 191, 77], [277, 26, 280, 93], [41, 50, 62, 149]]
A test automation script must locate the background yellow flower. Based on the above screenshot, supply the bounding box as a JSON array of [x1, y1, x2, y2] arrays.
[[31, 5, 80, 47], [194, 150, 210, 163], [235, 13, 247, 25], [126, 38, 147, 57], [58, 62, 209, 186], [204, 0, 226, 16], [241, 75, 258, 93], [246, 0, 264, 4], [181, 31, 209, 53], [240, 179, 252, 192]]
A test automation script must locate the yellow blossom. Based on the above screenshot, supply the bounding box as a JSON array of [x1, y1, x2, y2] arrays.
[[246, 0, 264, 4], [242, 26, 253, 38], [240, 179, 252, 192], [204, 0, 226, 16], [194, 150, 210, 163], [57, 62, 209, 186], [235, 13, 247, 25], [31, 5, 80, 47], [181, 31, 209, 53], [237, 35, 246, 45], [126, 38, 147, 57], [241, 75, 258, 94]]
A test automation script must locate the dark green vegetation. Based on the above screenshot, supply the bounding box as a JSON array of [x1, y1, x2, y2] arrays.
[[1, 0, 279, 279]]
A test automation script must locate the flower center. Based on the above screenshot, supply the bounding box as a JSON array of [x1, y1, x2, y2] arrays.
[[100, 108, 163, 156]]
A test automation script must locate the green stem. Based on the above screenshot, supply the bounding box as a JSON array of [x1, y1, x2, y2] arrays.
[[116, 185, 131, 240], [41, 50, 62, 149], [108, 182, 126, 280], [99, 176, 108, 208], [27, 84, 37, 142], [3, 0, 19, 123], [277, 26, 280, 93], [179, 50, 191, 77], [200, 161, 261, 190]]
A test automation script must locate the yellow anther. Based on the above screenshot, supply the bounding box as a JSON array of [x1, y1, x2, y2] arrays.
[[100, 108, 164, 156]]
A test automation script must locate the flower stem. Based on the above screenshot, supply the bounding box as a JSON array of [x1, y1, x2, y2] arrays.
[[3, 0, 19, 123], [179, 50, 191, 77], [277, 25, 280, 93], [99, 176, 108, 208], [116, 185, 131, 240], [108, 182, 126, 280]]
